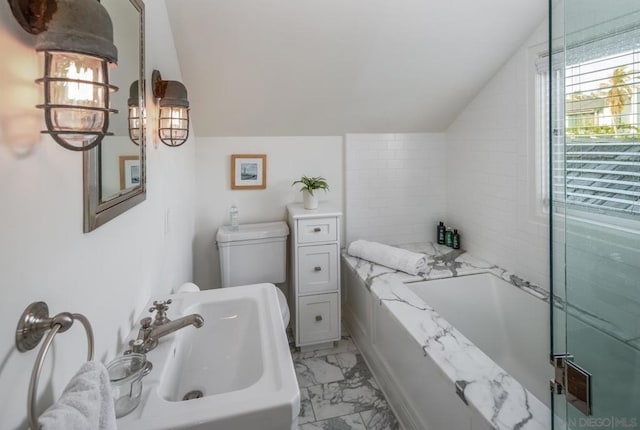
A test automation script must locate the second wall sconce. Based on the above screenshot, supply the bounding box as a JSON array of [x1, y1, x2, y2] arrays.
[[8, 0, 119, 151], [152, 70, 189, 147], [128, 81, 143, 145]]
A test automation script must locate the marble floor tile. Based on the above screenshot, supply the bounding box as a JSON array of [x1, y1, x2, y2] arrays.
[[293, 335, 359, 360], [360, 407, 400, 430], [326, 351, 370, 379], [299, 413, 367, 430], [295, 356, 345, 388], [307, 368, 389, 420], [293, 324, 401, 429], [298, 387, 315, 425]]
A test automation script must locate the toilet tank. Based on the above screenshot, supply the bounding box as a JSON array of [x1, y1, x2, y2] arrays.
[[216, 221, 289, 288]]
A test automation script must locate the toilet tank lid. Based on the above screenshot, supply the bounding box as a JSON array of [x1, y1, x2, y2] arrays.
[[216, 221, 289, 243]]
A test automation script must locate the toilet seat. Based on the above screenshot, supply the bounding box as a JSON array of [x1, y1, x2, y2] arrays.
[[275, 288, 290, 328]]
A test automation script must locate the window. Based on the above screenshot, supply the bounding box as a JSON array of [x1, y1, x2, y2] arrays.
[[536, 24, 640, 219], [563, 52, 640, 216]]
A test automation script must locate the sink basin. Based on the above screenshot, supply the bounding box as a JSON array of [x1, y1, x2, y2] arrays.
[[159, 297, 263, 401], [117, 283, 300, 430]]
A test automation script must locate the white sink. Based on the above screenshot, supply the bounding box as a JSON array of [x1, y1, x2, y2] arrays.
[[117, 283, 300, 430]]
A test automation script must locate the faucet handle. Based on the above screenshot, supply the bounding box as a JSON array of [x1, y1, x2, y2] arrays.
[[149, 300, 172, 326], [149, 299, 172, 313], [140, 317, 153, 329]]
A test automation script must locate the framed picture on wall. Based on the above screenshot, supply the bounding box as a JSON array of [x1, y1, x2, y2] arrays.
[[119, 156, 141, 190], [231, 154, 267, 189]]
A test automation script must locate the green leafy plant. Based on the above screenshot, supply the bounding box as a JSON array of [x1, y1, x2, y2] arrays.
[[291, 176, 329, 196]]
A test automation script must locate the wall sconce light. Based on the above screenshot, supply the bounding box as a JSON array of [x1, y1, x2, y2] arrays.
[[8, 0, 118, 151], [152, 70, 190, 147], [128, 81, 143, 145]]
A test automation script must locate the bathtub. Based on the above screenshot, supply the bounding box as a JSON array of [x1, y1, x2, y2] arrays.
[[406, 274, 551, 406], [342, 246, 551, 430]]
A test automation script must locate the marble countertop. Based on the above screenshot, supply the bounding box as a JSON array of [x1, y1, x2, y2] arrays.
[[342, 242, 550, 430]]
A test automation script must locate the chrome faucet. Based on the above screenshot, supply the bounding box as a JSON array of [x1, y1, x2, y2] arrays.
[[128, 302, 204, 353]]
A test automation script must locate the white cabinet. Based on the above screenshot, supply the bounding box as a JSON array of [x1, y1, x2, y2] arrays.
[[297, 217, 338, 243], [298, 293, 339, 344], [298, 244, 338, 294], [288, 204, 341, 349]]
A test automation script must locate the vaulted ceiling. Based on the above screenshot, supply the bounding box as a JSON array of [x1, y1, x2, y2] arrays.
[[165, 0, 546, 136]]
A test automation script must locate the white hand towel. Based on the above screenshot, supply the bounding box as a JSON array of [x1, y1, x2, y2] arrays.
[[347, 240, 427, 275], [39, 361, 116, 430]]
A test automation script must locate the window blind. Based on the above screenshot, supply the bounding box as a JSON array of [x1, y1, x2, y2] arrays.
[[546, 19, 640, 217], [562, 48, 640, 216]]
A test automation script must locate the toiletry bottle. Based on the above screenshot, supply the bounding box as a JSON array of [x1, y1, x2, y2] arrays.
[[437, 221, 446, 244], [452, 229, 460, 250], [445, 228, 453, 247], [230, 205, 239, 232]]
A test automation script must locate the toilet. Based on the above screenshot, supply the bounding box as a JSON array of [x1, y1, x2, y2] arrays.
[[216, 221, 290, 328]]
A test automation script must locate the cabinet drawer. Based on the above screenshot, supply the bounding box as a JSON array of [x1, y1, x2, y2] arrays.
[[298, 244, 338, 294], [298, 293, 339, 345], [297, 217, 337, 244]]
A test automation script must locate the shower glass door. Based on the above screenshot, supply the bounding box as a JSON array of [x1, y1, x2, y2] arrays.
[[550, 1, 640, 429]]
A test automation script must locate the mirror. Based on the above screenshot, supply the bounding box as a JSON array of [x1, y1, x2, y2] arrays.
[[83, 0, 145, 232]]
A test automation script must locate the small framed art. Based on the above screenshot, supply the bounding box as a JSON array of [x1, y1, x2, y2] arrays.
[[119, 156, 141, 190], [231, 154, 267, 190]]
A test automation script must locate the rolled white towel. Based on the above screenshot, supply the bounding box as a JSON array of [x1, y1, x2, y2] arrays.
[[39, 361, 116, 430], [347, 240, 427, 275], [174, 282, 201, 294]]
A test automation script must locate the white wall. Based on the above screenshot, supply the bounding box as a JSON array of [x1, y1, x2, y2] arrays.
[[0, 2, 196, 429], [445, 20, 549, 290], [344, 133, 447, 246], [194, 136, 344, 291]]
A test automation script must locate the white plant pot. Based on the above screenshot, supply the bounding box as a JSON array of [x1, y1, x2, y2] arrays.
[[303, 190, 318, 210]]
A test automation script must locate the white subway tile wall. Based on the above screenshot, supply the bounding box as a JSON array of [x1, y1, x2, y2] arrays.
[[345, 133, 447, 246], [445, 23, 550, 291], [343, 25, 550, 292]]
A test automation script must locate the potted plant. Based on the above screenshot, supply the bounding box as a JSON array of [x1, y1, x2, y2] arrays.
[[291, 176, 329, 209]]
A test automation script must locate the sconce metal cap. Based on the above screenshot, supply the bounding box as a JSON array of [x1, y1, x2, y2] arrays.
[[128, 81, 139, 107], [33, 0, 118, 63], [158, 81, 189, 109]]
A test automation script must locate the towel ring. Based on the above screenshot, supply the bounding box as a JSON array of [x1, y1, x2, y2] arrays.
[[15, 302, 94, 430]]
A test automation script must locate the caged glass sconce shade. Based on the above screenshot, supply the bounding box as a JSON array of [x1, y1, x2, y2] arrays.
[[152, 70, 190, 147], [8, 0, 118, 151], [128, 81, 143, 145], [39, 51, 117, 150]]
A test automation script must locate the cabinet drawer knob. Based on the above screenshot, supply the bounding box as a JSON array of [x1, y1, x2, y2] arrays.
[[313, 227, 322, 232], [314, 266, 322, 272], [315, 315, 323, 322]]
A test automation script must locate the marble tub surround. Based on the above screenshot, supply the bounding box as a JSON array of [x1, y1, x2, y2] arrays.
[[291, 331, 400, 430], [347, 242, 640, 351], [342, 242, 550, 430], [371, 277, 548, 430], [343, 242, 550, 302]]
